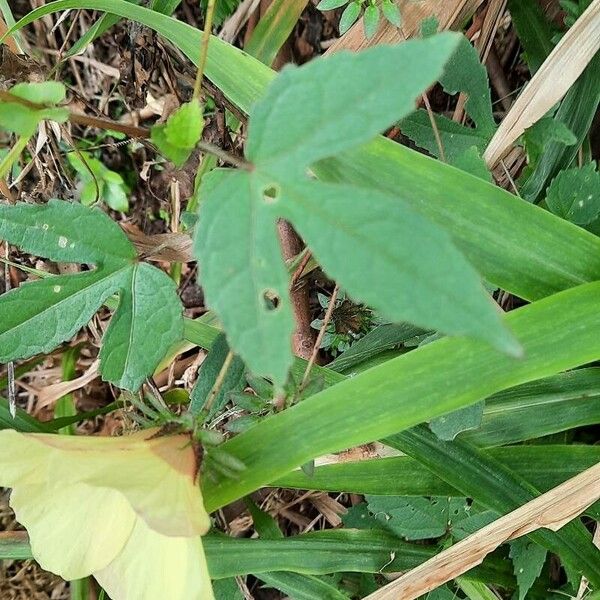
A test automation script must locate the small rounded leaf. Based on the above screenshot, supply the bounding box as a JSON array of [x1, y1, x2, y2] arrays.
[[363, 4, 380, 39], [339, 1, 361, 34], [317, 0, 348, 10], [382, 0, 402, 26]]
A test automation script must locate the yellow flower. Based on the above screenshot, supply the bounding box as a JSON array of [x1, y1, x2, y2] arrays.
[[0, 428, 214, 600]]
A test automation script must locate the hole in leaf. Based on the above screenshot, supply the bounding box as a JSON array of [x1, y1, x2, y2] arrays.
[[262, 289, 280, 311], [262, 184, 280, 204]]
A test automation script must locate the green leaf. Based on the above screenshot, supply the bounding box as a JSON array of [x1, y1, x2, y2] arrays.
[[247, 34, 459, 180], [363, 5, 380, 39], [382, 0, 401, 27], [164, 101, 203, 149], [0, 200, 183, 390], [401, 35, 496, 164], [259, 572, 350, 600], [189, 332, 245, 419], [509, 538, 547, 600], [521, 117, 577, 170], [274, 445, 600, 500], [317, 0, 347, 10], [339, 2, 360, 34], [545, 163, 600, 225], [195, 170, 295, 385], [67, 152, 129, 212], [151, 101, 203, 166], [281, 180, 518, 354]]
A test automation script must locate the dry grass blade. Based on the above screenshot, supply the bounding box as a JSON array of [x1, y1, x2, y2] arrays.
[[484, 0, 600, 166], [36, 360, 99, 409], [325, 0, 483, 54], [364, 461, 600, 600], [124, 228, 194, 263]]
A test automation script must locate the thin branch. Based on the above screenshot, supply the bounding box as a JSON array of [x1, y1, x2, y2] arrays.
[[302, 285, 339, 387], [193, 0, 217, 100]]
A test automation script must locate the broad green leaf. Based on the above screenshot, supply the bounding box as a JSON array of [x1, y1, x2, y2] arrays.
[[195, 170, 294, 384], [363, 5, 379, 39], [247, 34, 460, 179], [196, 34, 519, 383], [317, 0, 348, 10], [2, 529, 514, 587], [274, 445, 600, 500], [382, 0, 401, 27], [509, 538, 547, 600], [98, 263, 182, 390], [151, 101, 203, 167], [545, 163, 600, 225], [281, 181, 517, 354], [0, 200, 183, 390], [339, 2, 360, 34], [199, 280, 600, 530]]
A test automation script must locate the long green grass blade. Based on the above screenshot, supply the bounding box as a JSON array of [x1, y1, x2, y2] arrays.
[[274, 445, 600, 498], [464, 368, 600, 446]]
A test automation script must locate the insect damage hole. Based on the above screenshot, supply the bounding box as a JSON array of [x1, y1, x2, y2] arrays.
[[262, 289, 281, 311], [262, 184, 280, 204]]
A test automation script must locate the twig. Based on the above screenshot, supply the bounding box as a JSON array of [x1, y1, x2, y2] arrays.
[[193, 0, 217, 100], [421, 93, 446, 163], [302, 285, 339, 387]]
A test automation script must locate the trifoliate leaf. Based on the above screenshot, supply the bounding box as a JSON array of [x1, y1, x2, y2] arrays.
[[0, 429, 213, 600], [0, 200, 183, 390], [545, 163, 600, 225], [195, 34, 518, 386], [317, 0, 348, 10], [339, 1, 361, 35], [151, 101, 204, 167], [509, 538, 547, 600], [382, 0, 402, 26], [363, 5, 380, 39]]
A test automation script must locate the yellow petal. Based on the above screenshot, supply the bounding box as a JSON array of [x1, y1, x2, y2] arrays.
[[95, 518, 215, 600], [0, 429, 209, 537], [10, 483, 136, 579]]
